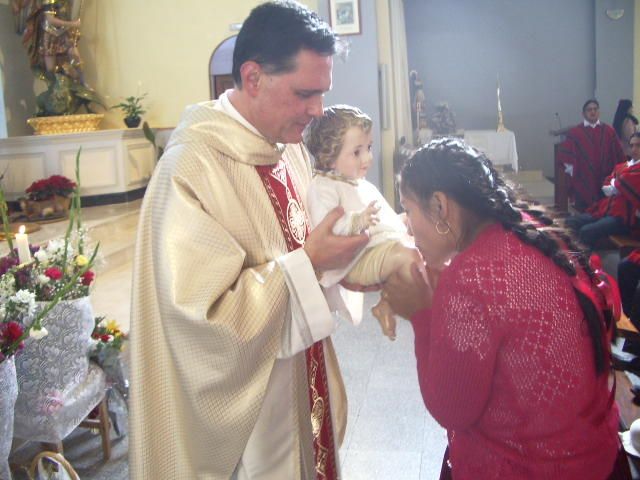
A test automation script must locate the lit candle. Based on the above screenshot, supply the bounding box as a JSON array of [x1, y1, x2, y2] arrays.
[[15, 225, 31, 264]]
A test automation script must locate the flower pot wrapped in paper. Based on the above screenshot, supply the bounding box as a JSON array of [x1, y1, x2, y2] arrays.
[[90, 317, 129, 436], [0, 356, 17, 480], [0, 149, 100, 470], [14, 297, 106, 442], [20, 175, 76, 222]]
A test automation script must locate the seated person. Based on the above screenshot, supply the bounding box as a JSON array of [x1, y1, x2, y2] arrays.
[[566, 132, 640, 247], [618, 249, 640, 331], [304, 105, 421, 340]]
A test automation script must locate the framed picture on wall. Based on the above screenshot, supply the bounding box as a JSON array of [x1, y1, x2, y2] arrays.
[[328, 0, 361, 36]]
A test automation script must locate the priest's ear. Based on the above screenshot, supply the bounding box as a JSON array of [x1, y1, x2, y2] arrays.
[[239, 61, 263, 97]]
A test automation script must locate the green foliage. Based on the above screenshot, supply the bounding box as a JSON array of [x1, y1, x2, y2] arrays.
[[112, 93, 147, 119]]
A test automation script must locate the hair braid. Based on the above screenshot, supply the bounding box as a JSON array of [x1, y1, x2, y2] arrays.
[[401, 137, 610, 374]]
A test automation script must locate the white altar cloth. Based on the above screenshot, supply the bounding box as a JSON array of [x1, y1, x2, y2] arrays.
[[463, 130, 519, 172]]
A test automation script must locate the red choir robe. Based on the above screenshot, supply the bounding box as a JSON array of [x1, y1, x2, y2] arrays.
[[588, 160, 640, 229], [557, 123, 626, 211]]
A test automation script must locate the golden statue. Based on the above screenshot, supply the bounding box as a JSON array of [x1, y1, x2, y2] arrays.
[[12, 0, 103, 118]]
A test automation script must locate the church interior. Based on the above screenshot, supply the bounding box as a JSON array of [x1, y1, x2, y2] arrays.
[[1, 0, 640, 478]]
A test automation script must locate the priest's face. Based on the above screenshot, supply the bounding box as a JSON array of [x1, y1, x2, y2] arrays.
[[253, 49, 332, 144]]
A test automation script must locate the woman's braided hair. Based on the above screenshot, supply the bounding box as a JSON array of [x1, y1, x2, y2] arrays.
[[401, 137, 610, 374]]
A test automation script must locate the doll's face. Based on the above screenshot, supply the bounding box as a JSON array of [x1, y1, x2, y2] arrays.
[[332, 126, 373, 179]]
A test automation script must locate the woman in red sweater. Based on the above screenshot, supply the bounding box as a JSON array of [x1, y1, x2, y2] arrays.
[[383, 138, 629, 479]]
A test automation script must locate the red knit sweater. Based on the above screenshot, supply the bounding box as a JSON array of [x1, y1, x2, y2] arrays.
[[411, 224, 620, 479]]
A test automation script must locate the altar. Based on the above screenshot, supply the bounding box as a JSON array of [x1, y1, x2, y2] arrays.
[[0, 128, 169, 204], [463, 130, 519, 172]]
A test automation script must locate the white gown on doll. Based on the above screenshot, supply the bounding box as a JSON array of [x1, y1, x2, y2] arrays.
[[307, 173, 409, 324]]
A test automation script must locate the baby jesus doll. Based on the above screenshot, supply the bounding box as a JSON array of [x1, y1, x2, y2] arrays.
[[304, 105, 423, 339]]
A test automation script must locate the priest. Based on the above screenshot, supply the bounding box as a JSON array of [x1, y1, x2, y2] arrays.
[[129, 2, 367, 479]]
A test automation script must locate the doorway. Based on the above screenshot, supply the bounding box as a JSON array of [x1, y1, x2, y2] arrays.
[[209, 35, 237, 99]]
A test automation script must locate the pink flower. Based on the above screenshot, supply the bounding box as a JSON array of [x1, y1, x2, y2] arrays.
[[45, 267, 63, 280]]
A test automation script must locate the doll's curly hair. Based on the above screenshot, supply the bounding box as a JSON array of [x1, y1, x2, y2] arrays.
[[304, 105, 372, 171]]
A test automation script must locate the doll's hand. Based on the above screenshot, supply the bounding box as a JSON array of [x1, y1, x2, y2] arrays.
[[353, 201, 380, 233]]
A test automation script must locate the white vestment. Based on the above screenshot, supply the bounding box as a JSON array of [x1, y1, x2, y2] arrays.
[[130, 97, 346, 480]]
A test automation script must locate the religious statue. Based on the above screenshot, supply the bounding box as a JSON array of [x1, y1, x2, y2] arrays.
[[12, 0, 102, 117], [409, 70, 430, 145], [409, 70, 427, 132]]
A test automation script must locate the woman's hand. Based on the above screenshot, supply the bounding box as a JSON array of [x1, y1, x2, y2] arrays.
[[382, 263, 437, 319]]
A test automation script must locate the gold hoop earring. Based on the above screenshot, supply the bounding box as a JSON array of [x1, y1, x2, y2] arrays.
[[435, 220, 450, 235]]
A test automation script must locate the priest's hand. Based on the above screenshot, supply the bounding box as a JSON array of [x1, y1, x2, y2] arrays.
[[382, 263, 434, 319], [305, 207, 369, 273]]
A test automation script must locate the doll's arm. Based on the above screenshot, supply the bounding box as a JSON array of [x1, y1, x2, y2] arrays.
[[350, 201, 380, 234]]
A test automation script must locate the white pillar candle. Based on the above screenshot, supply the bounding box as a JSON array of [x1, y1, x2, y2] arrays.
[[15, 225, 31, 264]]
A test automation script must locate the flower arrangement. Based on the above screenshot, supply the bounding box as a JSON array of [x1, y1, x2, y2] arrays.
[[90, 317, 126, 357], [89, 316, 129, 406], [25, 175, 76, 201], [0, 149, 99, 362], [430, 102, 457, 136]]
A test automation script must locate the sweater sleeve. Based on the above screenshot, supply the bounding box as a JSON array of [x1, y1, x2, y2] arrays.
[[415, 276, 502, 431]]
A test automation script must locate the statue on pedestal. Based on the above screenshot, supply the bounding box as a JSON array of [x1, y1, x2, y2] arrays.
[[12, 0, 103, 120], [409, 70, 428, 144]]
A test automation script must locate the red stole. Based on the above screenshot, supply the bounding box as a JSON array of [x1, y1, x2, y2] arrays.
[[256, 160, 338, 480]]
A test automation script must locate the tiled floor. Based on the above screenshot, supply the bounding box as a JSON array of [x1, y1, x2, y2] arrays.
[[8, 170, 554, 479], [334, 294, 447, 479]]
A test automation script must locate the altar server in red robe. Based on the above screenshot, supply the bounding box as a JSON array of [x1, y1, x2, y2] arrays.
[[558, 99, 626, 211]]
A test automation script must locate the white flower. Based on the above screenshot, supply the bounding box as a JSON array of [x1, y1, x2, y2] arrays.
[[46, 239, 65, 254], [34, 249, 49, 264], [45, 239, 73, 262], [0, 274, 16, 298], [10, 289, 36, 317], [30, 326, 48, 340]]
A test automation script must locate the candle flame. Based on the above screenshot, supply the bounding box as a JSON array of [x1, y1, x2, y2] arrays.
[[19, 225, 25, 234]]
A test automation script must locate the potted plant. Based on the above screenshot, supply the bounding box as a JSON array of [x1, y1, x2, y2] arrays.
[[112, 93, 147, 128], [20, 174, 76, 221]]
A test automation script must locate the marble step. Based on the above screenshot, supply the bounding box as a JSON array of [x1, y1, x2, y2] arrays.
[[1, 200, 141, 275]]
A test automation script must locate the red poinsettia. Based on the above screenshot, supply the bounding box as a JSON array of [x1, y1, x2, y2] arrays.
[[25, 175, 76, 201]]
